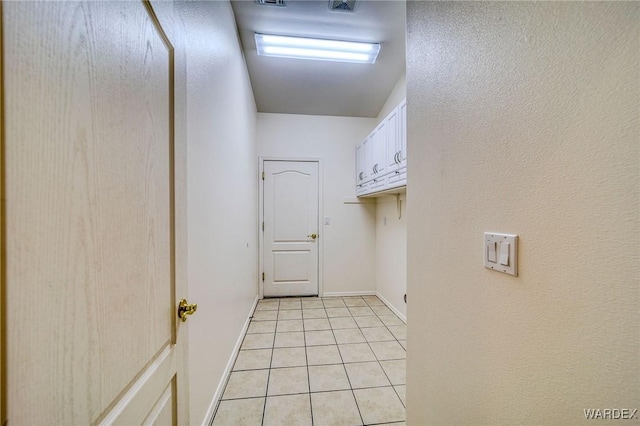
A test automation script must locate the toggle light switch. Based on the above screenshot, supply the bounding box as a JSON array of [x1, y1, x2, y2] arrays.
[[499, 242, 510, 266], [484, 232, 518, 276], [487, 241, 497, 263]]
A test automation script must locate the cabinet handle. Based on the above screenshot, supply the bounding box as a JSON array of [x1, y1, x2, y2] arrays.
[[395, 170, 400, 174], [395, 152, 400, 164]]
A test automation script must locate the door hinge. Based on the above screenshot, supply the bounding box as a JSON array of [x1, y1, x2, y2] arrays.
[[262, 171, 265, 180], [262, 272, 265, 281], [262, 222, 264, 231]]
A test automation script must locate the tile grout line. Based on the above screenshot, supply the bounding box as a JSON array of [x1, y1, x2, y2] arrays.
[[357, 301, 396, 424], [368, 299, 407, 409], [302, 299, 314, 426], [218, 381, 404, 402], [212, 299, 277, 425], [358, 297, 407, 422], [260, 299, 279, 426], [333, 296, 366, 426], [367, 298, 408, 414]]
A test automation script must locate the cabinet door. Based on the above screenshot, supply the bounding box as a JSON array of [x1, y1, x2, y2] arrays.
[[385, 106, 400, 171], [373, 120, 387, 177], [356, 141, 365, 184], [362, 136, 373, 183], [398, 99, 407, 167]]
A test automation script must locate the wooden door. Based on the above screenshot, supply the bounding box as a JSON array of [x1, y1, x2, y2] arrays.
[[2, 1, 188, 424], [263, 161, 319, 297]]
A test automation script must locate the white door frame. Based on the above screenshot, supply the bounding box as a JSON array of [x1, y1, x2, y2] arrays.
[[258, 157, 323, 299], [1, 3, 5, 420]]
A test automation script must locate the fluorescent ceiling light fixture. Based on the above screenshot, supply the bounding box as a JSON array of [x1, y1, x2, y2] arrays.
[[255, 33, 380, 64]]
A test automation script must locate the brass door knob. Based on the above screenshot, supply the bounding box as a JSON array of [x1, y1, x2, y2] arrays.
[[307, 233, 317, 240], [178, 299, 197, 322]]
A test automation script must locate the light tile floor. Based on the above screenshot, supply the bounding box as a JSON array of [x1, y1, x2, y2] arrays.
[[212, 295, 406, 426]]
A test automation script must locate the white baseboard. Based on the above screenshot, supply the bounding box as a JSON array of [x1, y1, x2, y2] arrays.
[[376, 292, 407, 324], [202, 294, 260, 426], [322, 290, 376, 297]]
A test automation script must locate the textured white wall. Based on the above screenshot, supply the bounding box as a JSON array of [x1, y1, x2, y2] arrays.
[[257, 113, 377, 295], [406, 2, 639, 424], [178, 2, 258, 423], [374, 73, 407, 318]]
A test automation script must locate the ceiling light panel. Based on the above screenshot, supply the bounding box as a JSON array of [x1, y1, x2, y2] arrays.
[[255, 33, 381, 64]]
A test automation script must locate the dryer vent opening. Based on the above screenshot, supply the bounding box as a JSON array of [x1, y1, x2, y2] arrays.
[[329, 0, 356, 12], [256, 0, 287, 7]]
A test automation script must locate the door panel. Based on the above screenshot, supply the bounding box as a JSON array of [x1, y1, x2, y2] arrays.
[[142, 380, 175, 426], [102, 347, 176, 425], [273, 172, 311, 241], [273, 251, 312, 282], [3, 1, 185, 424], [263, 161, 319, 297]]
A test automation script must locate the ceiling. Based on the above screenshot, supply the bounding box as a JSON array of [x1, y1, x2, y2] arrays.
[[231, 0, 406, 118]]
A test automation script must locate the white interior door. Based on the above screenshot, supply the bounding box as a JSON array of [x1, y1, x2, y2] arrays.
[[3, 1, 188, 424], [263, 161, 319, 297]]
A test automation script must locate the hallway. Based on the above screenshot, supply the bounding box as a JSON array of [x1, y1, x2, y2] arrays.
[[212, 296, 406, 425]]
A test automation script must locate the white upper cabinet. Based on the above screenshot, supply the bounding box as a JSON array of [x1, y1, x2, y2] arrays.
[[355, 98, 407, 197]]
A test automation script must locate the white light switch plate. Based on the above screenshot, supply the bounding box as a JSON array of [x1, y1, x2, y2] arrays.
[[484, 232, 518, 276]]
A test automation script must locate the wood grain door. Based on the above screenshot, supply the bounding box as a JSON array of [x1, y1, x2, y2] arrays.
[[2, 1, 188, 424], [263, 161, 319, 297]]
